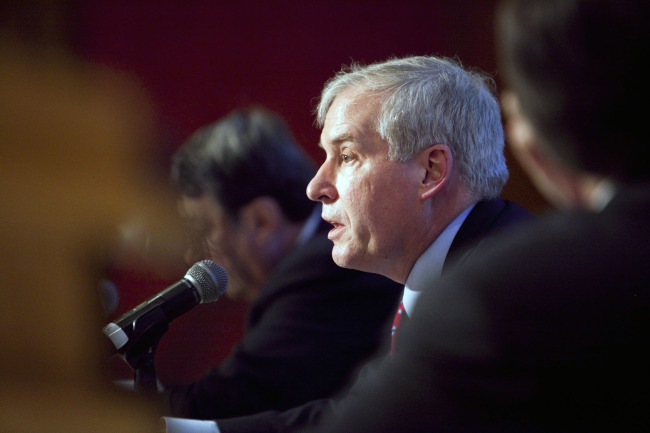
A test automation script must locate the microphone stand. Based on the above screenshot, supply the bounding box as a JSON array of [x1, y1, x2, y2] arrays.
[[122, 308, 169, 395]]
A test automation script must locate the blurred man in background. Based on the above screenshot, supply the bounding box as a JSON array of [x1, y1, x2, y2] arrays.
[[162, 107, 403, 419], [0, 25, 173, 433]]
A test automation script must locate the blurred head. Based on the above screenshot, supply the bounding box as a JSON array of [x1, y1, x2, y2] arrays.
[[308, 56, 508, 282], [497, 0, 650, 202], [0, 34, 177, 415], [171, 108, 316, 300]]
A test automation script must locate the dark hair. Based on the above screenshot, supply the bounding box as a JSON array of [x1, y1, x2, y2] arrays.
[[171, 107, 316, 221], [497, 0, 650, 181]]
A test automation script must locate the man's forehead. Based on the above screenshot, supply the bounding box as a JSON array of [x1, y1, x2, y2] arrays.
[[179, 194, 219, 217], [320, 88, 382, 148], [328, 87, 379, 120]]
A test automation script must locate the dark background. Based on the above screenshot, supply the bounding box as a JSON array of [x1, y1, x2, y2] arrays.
[[4, 0, 546, 385]]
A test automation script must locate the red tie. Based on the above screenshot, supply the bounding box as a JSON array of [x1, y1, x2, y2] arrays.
[[391, 302, 408, 356]]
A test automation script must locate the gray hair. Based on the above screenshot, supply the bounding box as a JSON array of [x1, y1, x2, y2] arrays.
[[316, 56, 508, 200]]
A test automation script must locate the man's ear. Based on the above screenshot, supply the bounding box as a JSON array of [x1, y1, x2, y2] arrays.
[[240, 197, 282, 242], [417, 143, 453, 200]]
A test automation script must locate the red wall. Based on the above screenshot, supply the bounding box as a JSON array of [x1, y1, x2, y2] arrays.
[[78, 0, 546, 384]]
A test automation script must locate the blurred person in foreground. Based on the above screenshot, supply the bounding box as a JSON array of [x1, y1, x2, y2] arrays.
[[160, 107, 403, 419], [303, 1, 650, 432], [0, 32, 174, 433], [180, 55, 532, 433]]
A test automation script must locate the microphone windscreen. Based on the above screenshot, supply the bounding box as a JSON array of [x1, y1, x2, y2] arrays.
[[186, 260, 228, 303]]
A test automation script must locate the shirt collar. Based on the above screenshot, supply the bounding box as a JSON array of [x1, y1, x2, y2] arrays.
[[402, 204, 475, 315]]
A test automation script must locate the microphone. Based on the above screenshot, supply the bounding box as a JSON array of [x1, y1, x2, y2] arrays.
[[103, 260, 228, 353]]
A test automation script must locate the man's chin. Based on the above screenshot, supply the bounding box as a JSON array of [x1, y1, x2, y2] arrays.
[[332, 248, 362, 271]]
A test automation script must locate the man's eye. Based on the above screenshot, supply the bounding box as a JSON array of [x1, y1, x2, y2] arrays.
[[340, 153, 352, 163]]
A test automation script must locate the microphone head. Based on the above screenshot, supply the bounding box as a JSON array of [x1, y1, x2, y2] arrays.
[[185, 260, 228, 303]]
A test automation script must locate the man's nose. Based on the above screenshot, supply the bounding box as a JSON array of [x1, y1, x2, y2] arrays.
[[307, 163, 337, 204], [183, 232, 207, 264]]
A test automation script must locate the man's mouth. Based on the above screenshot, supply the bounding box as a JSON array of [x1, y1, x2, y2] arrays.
[[324, 217, 340, 227], [324, 219, 344, 238]]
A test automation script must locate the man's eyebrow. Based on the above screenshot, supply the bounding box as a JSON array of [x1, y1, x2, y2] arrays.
[[332, 133, 355, 145], [320, 133, 355, 149]]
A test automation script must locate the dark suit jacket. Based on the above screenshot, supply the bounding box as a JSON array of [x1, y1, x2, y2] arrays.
[[163, 219, 403, 419], [217, 198, 533, 432], [310, 184, 650, 432]]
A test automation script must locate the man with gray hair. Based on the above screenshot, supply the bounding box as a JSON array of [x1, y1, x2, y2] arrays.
[[163, 56, 531, 433], [299, 1, 650, 431], [308, 56, 514, 284]]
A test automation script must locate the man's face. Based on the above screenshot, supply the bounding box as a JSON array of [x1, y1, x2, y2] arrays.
[[179, 194, 260, 301], [307, 88, 421, 282]]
